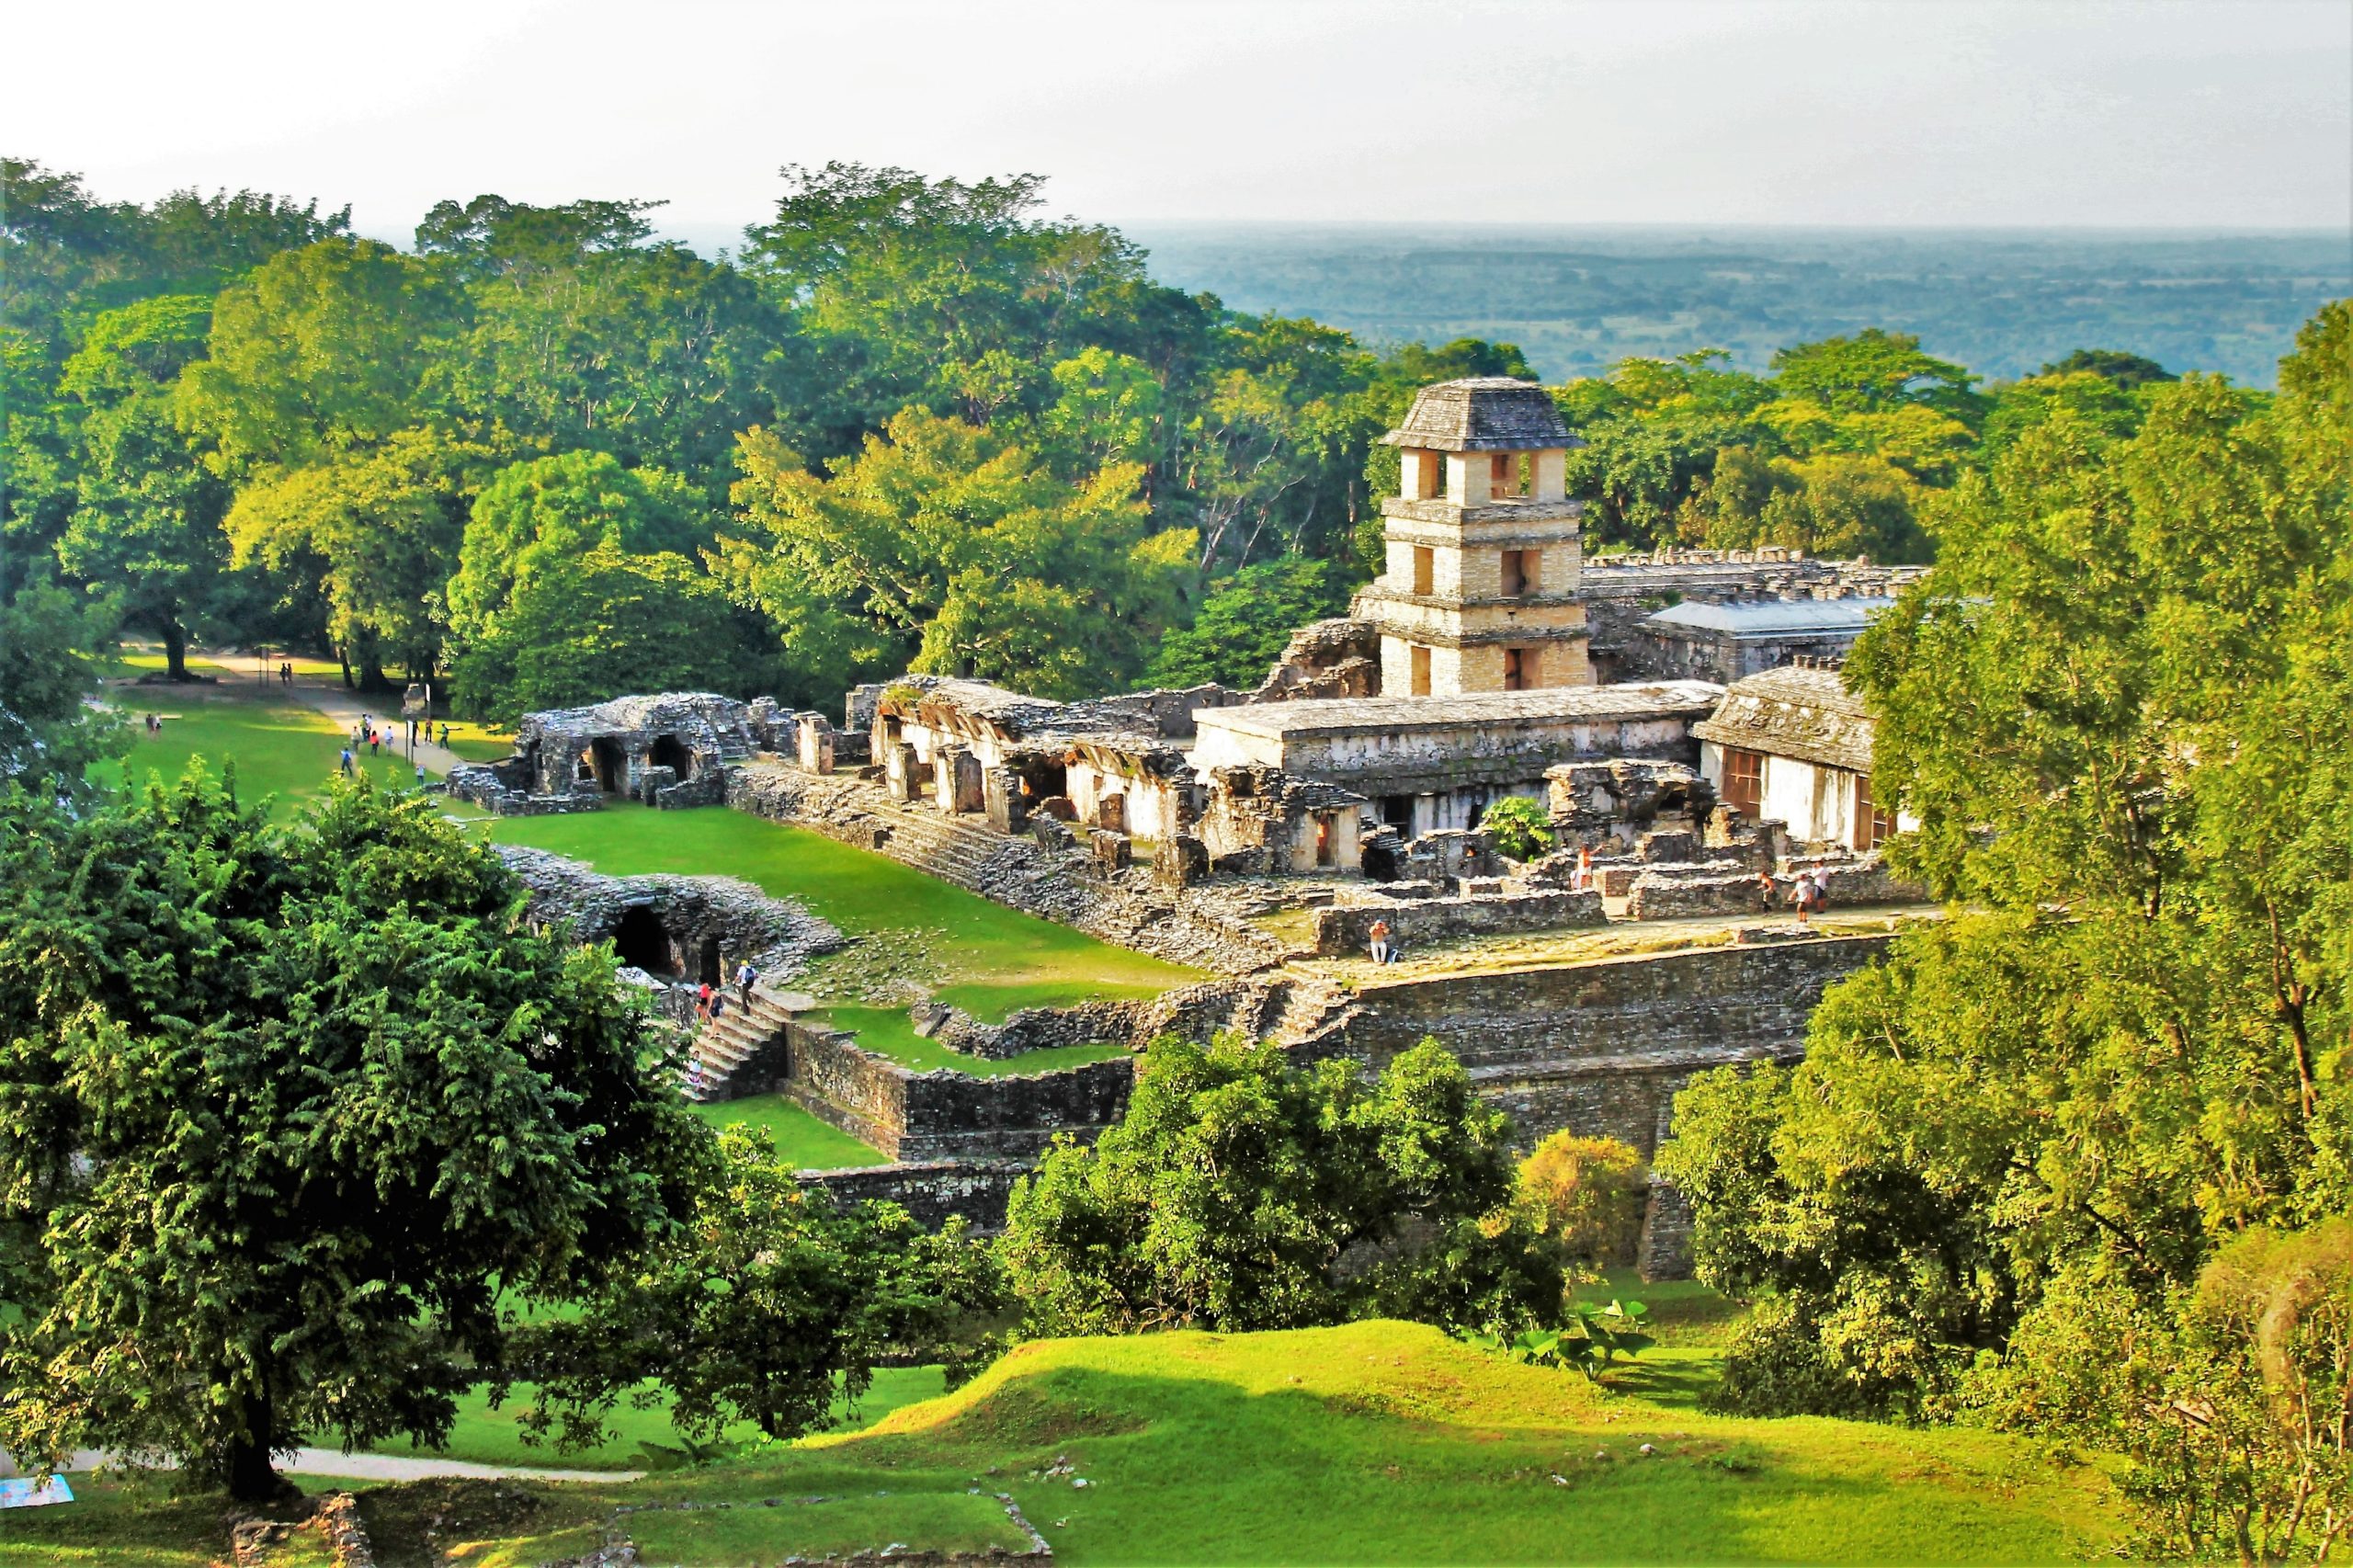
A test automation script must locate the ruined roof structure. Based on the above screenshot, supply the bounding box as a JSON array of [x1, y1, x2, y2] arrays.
[[1379, 377, 1582, 451], [1691, 665, 1877, 773], [1643, 597, 1896, 642], [1190, 681, 1723, 792]]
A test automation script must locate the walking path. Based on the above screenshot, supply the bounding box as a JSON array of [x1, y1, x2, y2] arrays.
[[5, 1446, 639, 1484], [188, 645, 477, 779]]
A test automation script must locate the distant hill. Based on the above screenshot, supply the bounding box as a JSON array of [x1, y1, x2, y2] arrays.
[[1124, 223, 2353, 387]]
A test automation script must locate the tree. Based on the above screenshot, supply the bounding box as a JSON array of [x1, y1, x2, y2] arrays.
[[1479, 796, 1554, 862], [1660, 304, 2353, 1429], [0, 771, 702, 1500], [447, 449, 710, 655], [223, 427, 490, 686], [1768, 328, 1982, 422], [179, 238, 461, 473], [1518, 1133, 1648, 1271], [1143, 555, 1349, 688], [459, 544, 770, 722], [0, 580, 123, 798], [999, 1034, 1559, 1337], [721, 411, 1191, 698], [2039, 347, 2176, 391], [52, 295, 230, 678], [511, 1124, 1006, 1450]]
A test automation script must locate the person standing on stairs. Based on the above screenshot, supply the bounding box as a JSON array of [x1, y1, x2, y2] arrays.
[[735, 960, 758, 1012]]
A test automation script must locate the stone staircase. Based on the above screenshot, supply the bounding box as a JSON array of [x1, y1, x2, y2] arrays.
[[683, 984, 801, 1103]]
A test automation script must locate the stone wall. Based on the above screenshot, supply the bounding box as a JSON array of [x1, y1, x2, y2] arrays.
[[1313, 888, 1606, 957], [797, 1160, 1030, 1232], [780, 1022, 1139, 1163]]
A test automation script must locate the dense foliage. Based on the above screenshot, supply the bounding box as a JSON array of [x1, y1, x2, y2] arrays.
[[512, 1123, 1006, 1450], [1000, 1034, 1561, 1338], [6, 154, 2241, 719], [0, 770, 705, 1499], [1658, 302, 2351, 1548]]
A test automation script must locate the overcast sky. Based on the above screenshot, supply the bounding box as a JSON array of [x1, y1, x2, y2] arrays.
[[8, 0, 2348, 244]]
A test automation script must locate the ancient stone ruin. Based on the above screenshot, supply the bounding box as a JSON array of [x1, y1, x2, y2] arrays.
[[446, 692, 765, 814]]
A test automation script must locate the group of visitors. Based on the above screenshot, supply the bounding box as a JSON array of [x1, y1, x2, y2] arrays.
[[1758, 865, 1832, 925], [142, 712, 165, 739], [692, 962, 763, 1028]]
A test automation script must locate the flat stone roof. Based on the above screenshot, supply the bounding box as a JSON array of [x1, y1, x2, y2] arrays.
[[1645, 597, 1895, 640], [1194, 681, 1724, 741]]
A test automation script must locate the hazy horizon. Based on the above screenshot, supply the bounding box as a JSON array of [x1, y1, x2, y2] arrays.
[[8, 0, 2347, 239]]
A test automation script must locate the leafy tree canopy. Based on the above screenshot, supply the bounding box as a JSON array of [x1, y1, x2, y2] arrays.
[[1143, 554, 1349, 689], [999, 1033, 1560, 1338], [0, 771, 703, 1500]]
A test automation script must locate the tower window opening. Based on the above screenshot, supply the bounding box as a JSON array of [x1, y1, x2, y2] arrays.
[[1410, 644, 1433, 697], [1412, 546, 1435, 597]]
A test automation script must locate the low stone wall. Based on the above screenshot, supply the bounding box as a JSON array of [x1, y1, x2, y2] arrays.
[[797, 1160, 1030, 1232], [444, 761, 602, 816], [780, 1022, 1137, 1163], [910, 976, 1311, 1061], [1626, 867, 1775, 920], [1313, 889, 1606, 957]]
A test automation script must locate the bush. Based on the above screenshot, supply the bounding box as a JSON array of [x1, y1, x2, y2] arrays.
[[1481, 795, 1553, 861], [1518, 1133, 1648, 1270], [998, 1033, 1561, 1339]]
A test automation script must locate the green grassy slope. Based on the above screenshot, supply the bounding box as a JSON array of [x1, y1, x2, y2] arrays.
[[0, 1322, 2123, 1567]]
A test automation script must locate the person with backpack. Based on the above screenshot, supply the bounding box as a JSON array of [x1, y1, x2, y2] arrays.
[[735, 960, 759, 1011]]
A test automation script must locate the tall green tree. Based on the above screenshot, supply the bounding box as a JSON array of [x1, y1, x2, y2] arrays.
[[1657, 305, 2353, 1449], [721, 411, 1190, 698], [1000, 1034, 1559, 1338], [51, 295, 230, 678], [0, 772, 703, 1501]]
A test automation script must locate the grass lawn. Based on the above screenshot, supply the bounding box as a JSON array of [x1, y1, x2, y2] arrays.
[[689, 1093, 887, 1167], [815, 1005, 1130, 1076], [3, 1323, 2126, 1566], [89, 684, 373, 822], [486, 805, 1200, 1058]]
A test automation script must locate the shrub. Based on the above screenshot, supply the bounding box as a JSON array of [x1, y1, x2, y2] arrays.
[[1518, 1132, 1648, 1270], [1481, 795, 1554, 860]]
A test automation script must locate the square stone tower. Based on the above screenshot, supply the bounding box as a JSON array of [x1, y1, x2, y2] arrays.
[[1355, 378, 1590, 696]]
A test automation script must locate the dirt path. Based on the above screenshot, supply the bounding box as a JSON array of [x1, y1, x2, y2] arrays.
[[186, 645, 476, 779], [6, 1446, 638, 1484]]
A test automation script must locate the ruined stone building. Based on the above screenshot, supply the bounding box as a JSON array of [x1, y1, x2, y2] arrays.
[[1356, 379, 1591, 695], [1694, 664, 1915, 852], [448, 375, 1948, 1274]]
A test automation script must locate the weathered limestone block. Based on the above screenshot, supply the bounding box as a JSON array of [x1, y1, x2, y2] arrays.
[[1035, 794, 1077, 821], [1095, 792, 1129, 833], [1625, 867, 1775, 920], [797, 712, 836, 773], [1094, 831, 1133, 871], [884, 742, 919, 802], [1031, 815, 1077, 852], [1639, 829, 1698, 864], [983, 765, 1030, 835], [1155, 834, 1211, 888], [635, 764, 678, 803]]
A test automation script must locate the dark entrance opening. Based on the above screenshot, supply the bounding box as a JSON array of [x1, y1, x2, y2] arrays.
[[590, 738, 628, 793], [1379, 795, 1414, 831], [612, 904, 674, 975], [650, 733, 691, 778], [699, 937, 722, 986]]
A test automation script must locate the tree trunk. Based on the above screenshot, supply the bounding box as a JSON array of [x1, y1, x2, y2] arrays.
[[337, 646, 355, 690], [223, 1392, 291, 1504], [162, 618, 189, 682]]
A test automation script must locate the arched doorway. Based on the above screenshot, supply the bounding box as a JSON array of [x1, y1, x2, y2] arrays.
[[650, 733, 691, 778], [590, 738, 627, 793], [611, 905, 675, 976], [698, 937, 722, 986]]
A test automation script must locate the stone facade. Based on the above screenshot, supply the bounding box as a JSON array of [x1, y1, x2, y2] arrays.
[[447, 692, 758, 814], [1579, 550, 1927, 685], [497, 845, 842, 986]]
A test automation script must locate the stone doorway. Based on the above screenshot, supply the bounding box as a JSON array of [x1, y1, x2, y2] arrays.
[[611, 904, 675, 976], [590, 738, 628, 793], [699, 936, 722, 986], [650, 733, 691, 778]]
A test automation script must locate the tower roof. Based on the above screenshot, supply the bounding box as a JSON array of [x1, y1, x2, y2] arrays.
[[1380, 377, 1578, 452]]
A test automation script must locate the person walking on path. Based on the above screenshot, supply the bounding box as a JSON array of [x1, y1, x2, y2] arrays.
[[1756, 868, 1777, 914], [1790, 869, 1822, 926], [339, 746, 354, 777], [735, 960, 758, 1011]]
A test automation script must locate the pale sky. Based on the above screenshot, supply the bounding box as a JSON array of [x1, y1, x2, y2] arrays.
[[7, 0, 2348, 244]]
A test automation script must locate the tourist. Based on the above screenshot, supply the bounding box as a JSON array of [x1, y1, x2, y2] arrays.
[[1368, 917, 1392, 965], [735, 960, 758, 1010], [415, 761, 426, 789], [1790, 869, 1820, 926], [710, 991, 725, 1021], [696, 982, 713, 1023], [1756, 868, 1777, 914], [339, 746, 354, 777], [280, 662, 291, 685], [369, 731, 380, 757], [438, 722, 450, 748], [686, 1060, 707, 1096], [1573, 844, 1595, 893]]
